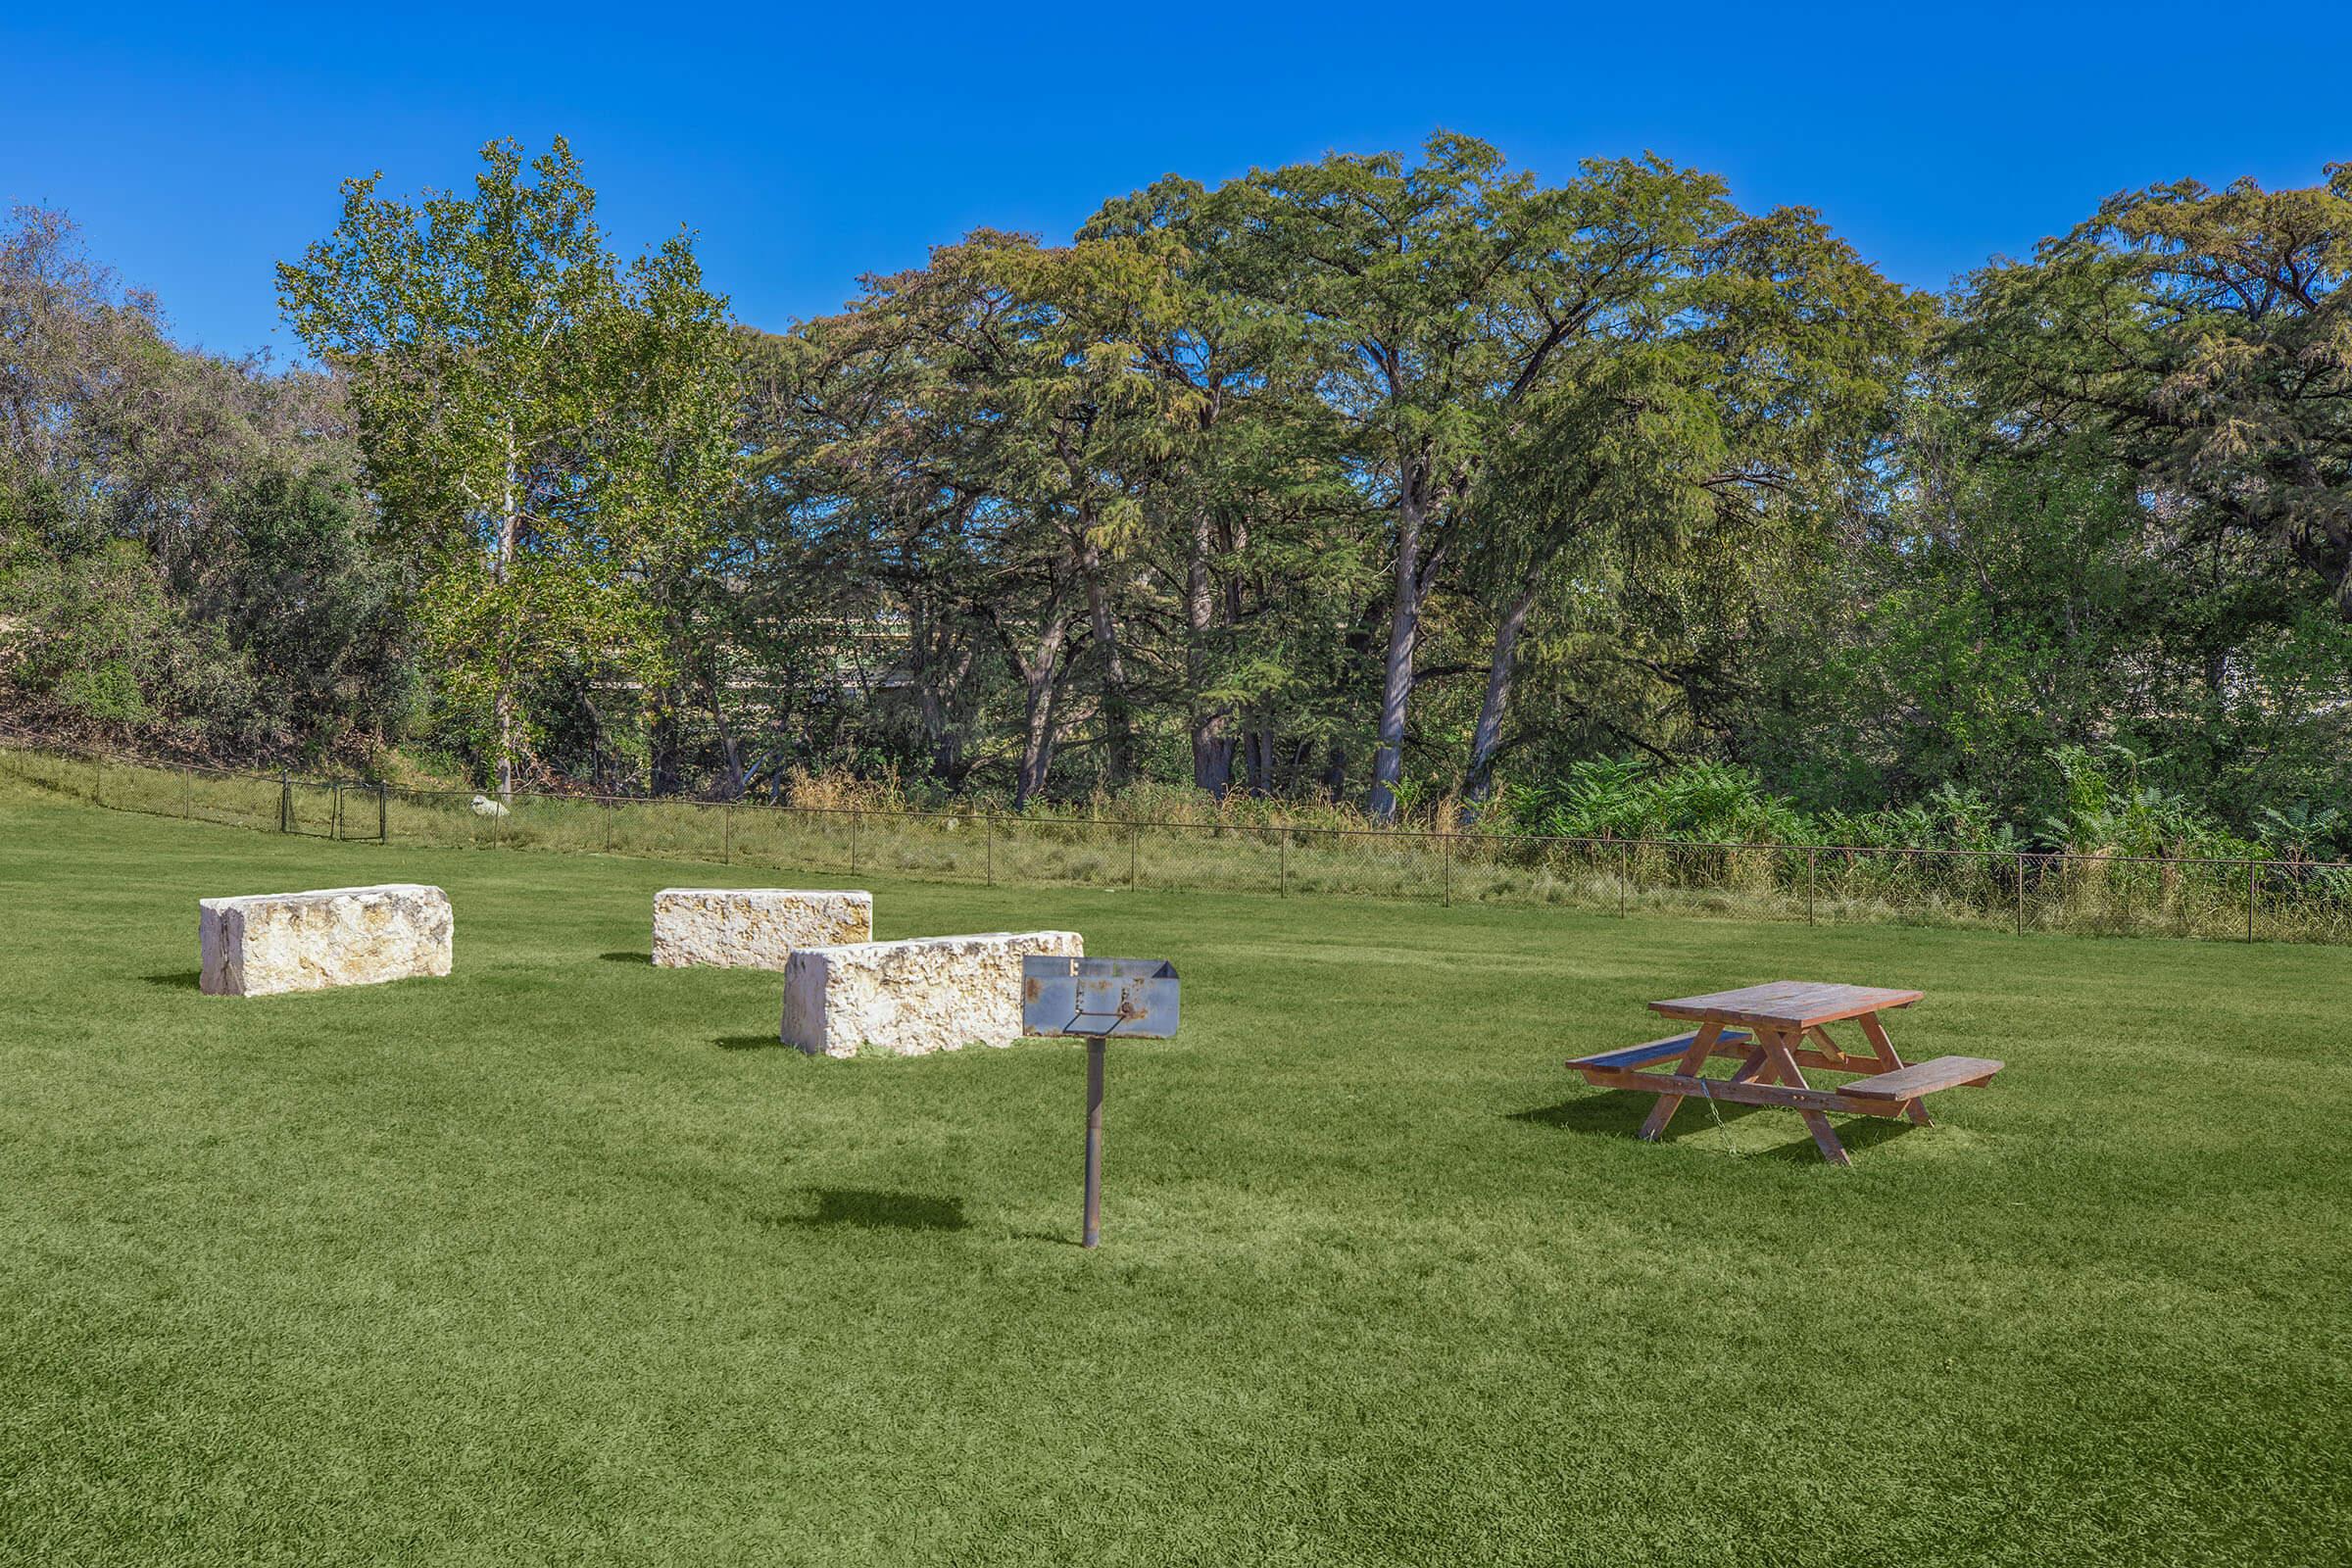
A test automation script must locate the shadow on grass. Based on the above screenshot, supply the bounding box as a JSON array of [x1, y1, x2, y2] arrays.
[[715, 1034, 790, 1052], [143, 970, 203, 991], [1512, 1088, 1927, 1159], [598, 951, 648, 964], [1509, 1088, 1770, 1139], [1750, 1116, 1923, 1161], [776, 1188, 970, 1233], [1010, 1229, 1091, 1249]]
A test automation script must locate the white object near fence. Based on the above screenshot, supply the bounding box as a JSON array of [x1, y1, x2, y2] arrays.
[[781, 931, 1083, 1057], [199, 884, 453, 997], [652, 888, 872, 969]]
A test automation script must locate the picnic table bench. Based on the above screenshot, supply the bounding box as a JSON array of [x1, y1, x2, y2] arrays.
[[1566, 981, 2001, 1165]]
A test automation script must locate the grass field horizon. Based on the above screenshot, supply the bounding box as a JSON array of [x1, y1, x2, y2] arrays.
[[3, 791, 2346, 1565]]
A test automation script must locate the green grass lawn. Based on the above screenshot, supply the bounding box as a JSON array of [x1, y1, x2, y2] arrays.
[[2, 794, 2346, 1566]]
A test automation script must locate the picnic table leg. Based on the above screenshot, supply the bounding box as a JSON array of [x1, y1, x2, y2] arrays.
[[1637, 1020, 1725, 1143], [1856, 1011, 1933, 1127], [1760, 1028, 1852, 1166]]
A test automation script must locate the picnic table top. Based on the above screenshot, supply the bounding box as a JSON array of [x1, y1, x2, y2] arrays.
[[1648, 980, 1924, 1030]]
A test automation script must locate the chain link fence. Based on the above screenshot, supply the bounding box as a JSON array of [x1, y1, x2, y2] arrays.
[[6, 739, 2348, 946]]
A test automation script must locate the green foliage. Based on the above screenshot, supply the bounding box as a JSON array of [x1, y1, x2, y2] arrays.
[[8, 147, 2351, 866], [1956, 165, 2352, 616], [1486, 749, 2296, 862], [277, 138, 738, 791], [185, 464, 417, 756]]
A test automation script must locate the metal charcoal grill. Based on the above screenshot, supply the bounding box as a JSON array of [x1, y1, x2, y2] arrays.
[[1020, 956, 1180, 1039], [1021, 956, 1180, 1248]]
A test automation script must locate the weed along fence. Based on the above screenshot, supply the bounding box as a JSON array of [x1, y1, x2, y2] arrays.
[[7, 740, 2351, 947]]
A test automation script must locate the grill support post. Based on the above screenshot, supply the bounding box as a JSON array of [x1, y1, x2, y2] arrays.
[[1082, 1035, 1106, 1249]]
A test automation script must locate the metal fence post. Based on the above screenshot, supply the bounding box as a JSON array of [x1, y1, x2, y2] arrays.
[[183, 764, 192, 819], [850, 809, 859, 877], [1618, 839, 1629, 919], [1279, 826, 1289, 899], [722, 802, 732, 864], [1129, 822, 1139, 893], [2016, 852, 2026, 936], [1806, 848, 1817, 925], [986, 812, 996, 886], [1443, 831, 1453, 906], [279, 769, 291, 833], [2247, 860, 2257, 942], [94, 755, 103, 808], [378, 781, 389, 843]]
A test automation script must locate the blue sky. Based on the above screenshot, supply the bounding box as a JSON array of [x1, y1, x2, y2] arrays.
[[4, 2, 2344, 359]]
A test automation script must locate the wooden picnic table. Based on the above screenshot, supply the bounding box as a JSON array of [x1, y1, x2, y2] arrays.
[[1566, 980, 2001, 1165]]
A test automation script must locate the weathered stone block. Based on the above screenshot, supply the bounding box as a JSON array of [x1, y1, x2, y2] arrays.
[[652, 888, 873, 969], [199, 884, 453, 998], [781, 931, 1084, 1057]]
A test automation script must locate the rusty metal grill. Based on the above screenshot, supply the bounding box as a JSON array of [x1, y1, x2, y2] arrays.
[[1021, 956, 1179, 1040]]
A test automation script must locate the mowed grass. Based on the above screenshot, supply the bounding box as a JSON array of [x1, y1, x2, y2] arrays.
[[1, 795, 2346, 1567]]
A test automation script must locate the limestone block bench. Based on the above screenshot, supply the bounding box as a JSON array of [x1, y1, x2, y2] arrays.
[[199, 884, 453, 997], [782, 931, 1083, 1057], [652, 888, 872, 969]]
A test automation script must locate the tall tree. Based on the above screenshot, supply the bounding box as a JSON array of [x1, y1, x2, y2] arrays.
[[278, 138, 736, 795], [1459, 204, 1922, 805], [1236, 137, 1741, 818], [1959, 165, 2352, 618]]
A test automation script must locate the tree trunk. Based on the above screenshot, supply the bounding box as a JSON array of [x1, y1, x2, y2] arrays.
[[649, 704, 683, 797], [1012, 602, 1073, 810], [917, 686, 969, 788], [495, 421, 519, 801], [1243, 722, 1275, 797], [495, 682, 516, 801], [707, 658, 745, 800], [1464, 581, 1539, 812], [1185, 509, 1232, 796], [910, 599, 976, 789], [1367, 478, 1429, 822], [1079, 529, 1134, 789]]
